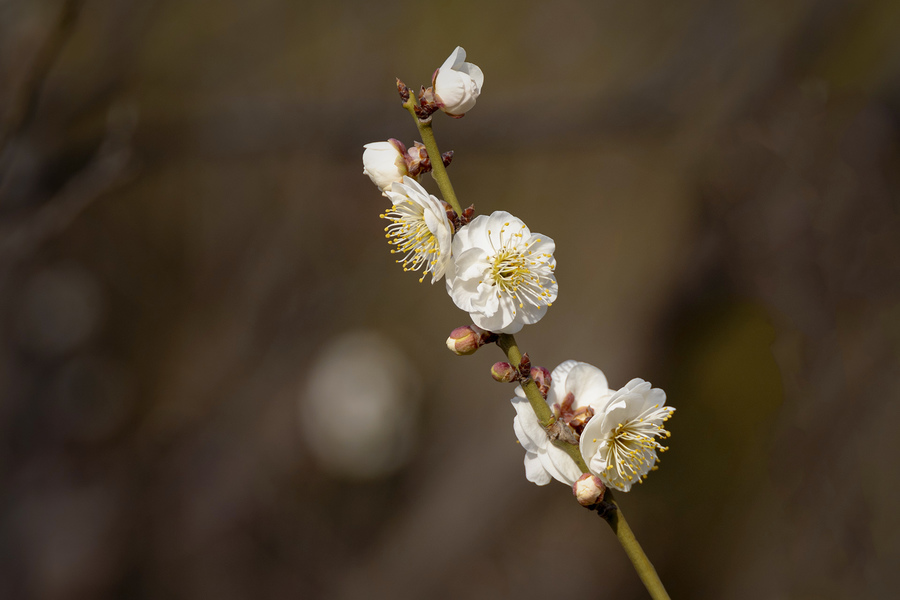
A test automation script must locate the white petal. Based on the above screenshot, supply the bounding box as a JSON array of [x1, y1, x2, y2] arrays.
[[434, 70, 468, 110], [566, 363, 611, 410], [440, 46, 466, 71], [524, 452, 552, 486], [513, 415, 537, 452], [579, 414, 606, 465], [457, 62, 484, 91], [526, 234, 555, 256], [511, 303, 546, 328], [455, 214, 491, 249], [546, 360, 581, 405], [473, 293, 517, 332], [510, 394, 548, 449], [540, 444, 580, 486], [453, 247, 488, 281], [485, 211, 526, 245]]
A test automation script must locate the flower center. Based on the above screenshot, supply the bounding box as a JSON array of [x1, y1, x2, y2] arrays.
[[490, 249, 529, 292], [485, 222, 555, 311], [601, 405, 673, 486], [381, 200, 441, 283]]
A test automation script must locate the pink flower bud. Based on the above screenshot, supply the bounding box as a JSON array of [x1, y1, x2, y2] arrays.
[[490, 362, 517, 383], [573, 473, 606, 506], [446, 325, 491, 355]]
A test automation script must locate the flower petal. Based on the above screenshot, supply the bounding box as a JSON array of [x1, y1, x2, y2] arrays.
[[523, 451, 552, 486], [510, 394, 548, 449], [440, 46, 466, 71], [566, 363, 611, 410], [457, 62, 484, 90]]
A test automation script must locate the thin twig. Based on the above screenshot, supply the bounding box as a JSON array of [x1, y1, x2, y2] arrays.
[[0, 0, 86, 157], [0, 106, 138, 275]]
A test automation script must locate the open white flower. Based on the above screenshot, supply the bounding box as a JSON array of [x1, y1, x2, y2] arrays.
[[433, 46, 484, 117], [381, 176, 453, 283], [363, 141, 409, 195], [447, 211, 556, 334], [580, 378, 674, 492], [512, 360, 613, 486]]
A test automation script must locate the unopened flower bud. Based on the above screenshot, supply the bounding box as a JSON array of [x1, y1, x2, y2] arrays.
[[363, 140, 409, 195], [518, 353, 531, 373], [490, 362, 517, 383], [446, 325, 494, 355], [433, 47, 483, 117], [530, 366, 552, 398], [573, 473, 606, 507], [396, 78, 411, 103], [405, 141, 430, 177]]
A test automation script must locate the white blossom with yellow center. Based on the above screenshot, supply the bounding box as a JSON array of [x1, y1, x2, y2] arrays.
[[381, 177, 453, 283], [580, 379, 674, 492], [447, 211, 557, 334]]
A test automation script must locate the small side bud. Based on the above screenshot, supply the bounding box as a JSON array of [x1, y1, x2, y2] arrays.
[[446, 325, 496, 355], [530, 366, 552, 398], [396, 78, 411, 103], [414, 86, 439, 121], [518, 353, 532, 374], [490, 362, 518, 383], [458, 205, 475, 227], [405, 141, 430, 177], [573, 473, 606, 507], [441, 150, 453, 168], [444, 202, 459, 228]]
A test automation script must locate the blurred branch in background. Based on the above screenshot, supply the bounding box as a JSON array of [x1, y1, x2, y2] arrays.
[[0, 0, 85, 158], [0, 104, 138, 276]]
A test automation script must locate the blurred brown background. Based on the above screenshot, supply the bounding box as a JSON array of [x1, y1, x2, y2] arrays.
[[2, 0, 899, 598]]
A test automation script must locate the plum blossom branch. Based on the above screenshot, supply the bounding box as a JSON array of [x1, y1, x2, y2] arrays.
[[498, 334, 670, 600], [400, 90, 463, 217], [497, 334, 555, 426], [384, 47, 671, 600]]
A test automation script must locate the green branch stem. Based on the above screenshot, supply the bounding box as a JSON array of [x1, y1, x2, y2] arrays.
[[401, 97, 463, 216], [401, 99, 669, 600], [496, 334, 556, 428], [602, 491, 671, 600]]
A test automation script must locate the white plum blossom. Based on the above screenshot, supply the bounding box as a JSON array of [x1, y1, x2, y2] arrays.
[[580, 378, 674, 492], [511, 361, 612, 486], [381, 176, 454, 283], [447, 211, 557, 334], [513, 361, 674, 493], [363, 141, 409, 195], [433, 46, 484, 117]]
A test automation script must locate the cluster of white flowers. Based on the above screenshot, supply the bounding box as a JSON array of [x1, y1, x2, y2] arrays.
[[363, 47, 673, 497], [364, 48, 556, 333], [512, 361, 673, 492]]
